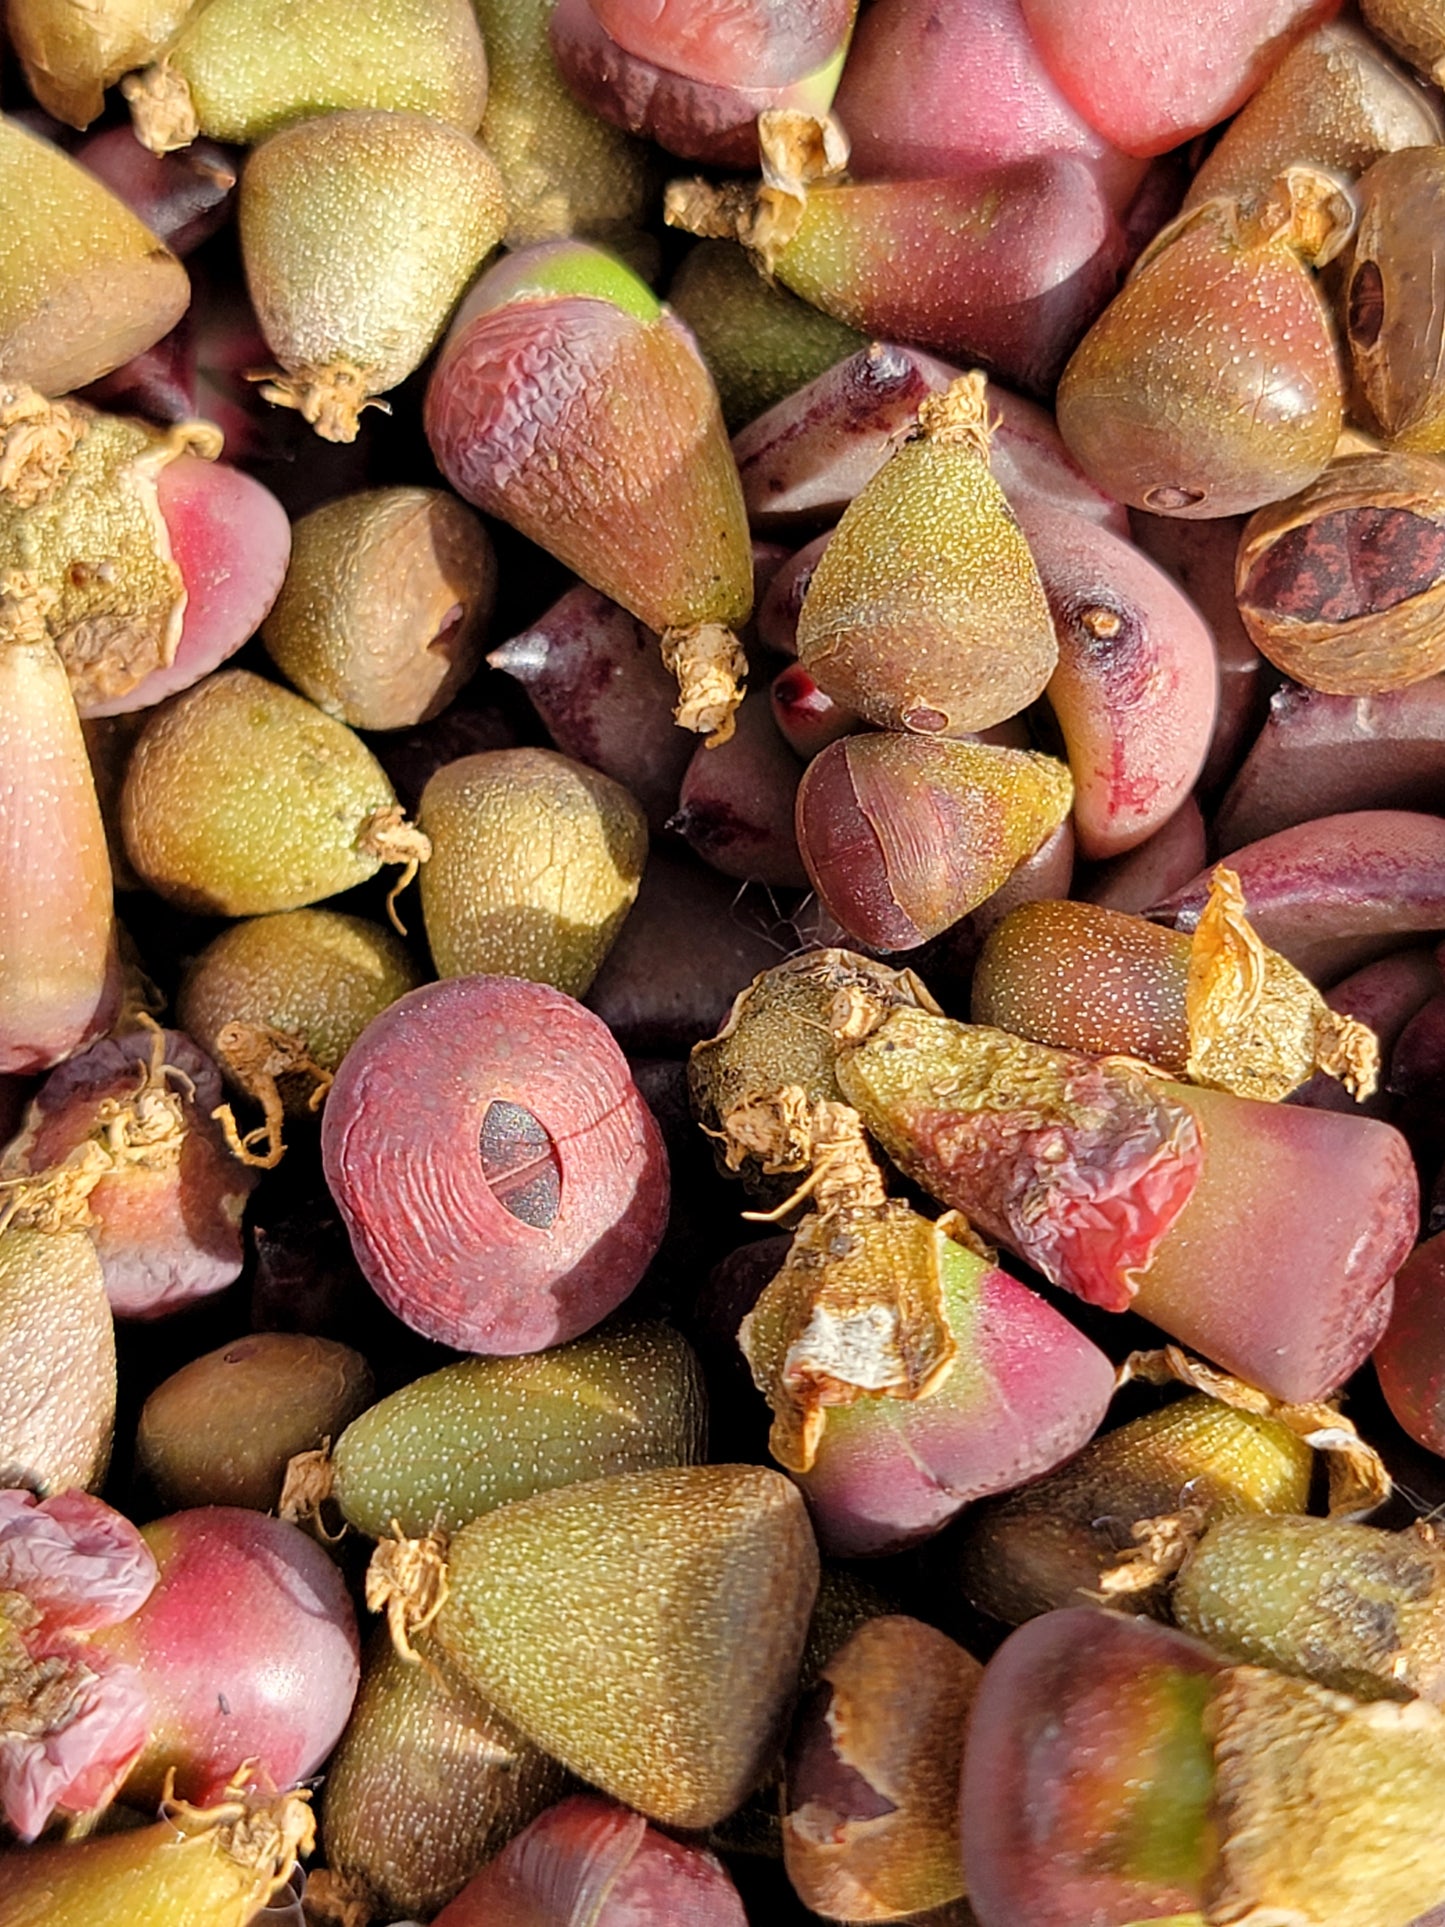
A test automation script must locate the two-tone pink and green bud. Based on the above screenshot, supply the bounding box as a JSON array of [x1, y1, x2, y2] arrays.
[[549, 0, 857, 166], [425, 240, 753, 740]]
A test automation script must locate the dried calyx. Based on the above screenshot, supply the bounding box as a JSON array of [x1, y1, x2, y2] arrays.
[[730, 982, 992, 1475], [1184, 866, 1379, 1102], [254, 360, 392, 447], [210, 1022, 333, 1171], [121, 61, 201, 155], [0, 1022, 193, 1234], [161, 1767, 316, 1905], [354, 806, 431, 934], [1097, 1346, 1392, 1596], [664, 110, 849, 273], [0, 383, 224, 708], [1132, 163, 1357, 280], [660, 622, 749, 747], [366, 1525, 451, 1665]]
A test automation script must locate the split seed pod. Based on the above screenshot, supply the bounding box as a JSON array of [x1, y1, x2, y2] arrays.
[[425, 239, 754, 743], [796, 374, 1057, 735], [0, 113, 189, 398], [1057, 166, 1352, 515], [782, 1615, 978, 1921], [242, 110, 507, 442], [1236, 450, 1445, 692], [1346, 145, 1445, 451]]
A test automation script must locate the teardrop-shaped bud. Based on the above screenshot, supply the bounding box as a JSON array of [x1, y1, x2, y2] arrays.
[[379, 1464, 820, 1830], [120, 669, 425, 918], [1057, 169, 1350, 515], [286, 1321, 705, 1540], [242, 110, 507, 442], [796, 733, 1073, 951], [796, 374, 1056, 735], [0, 114, 189, 397], [418, 747, 648, 998], [972, 878, 1381, 1103], [956, 1392, 1314, 1624], [124, 0, 487, 152], [425, 239, 753, 743], [667, 139, 1124, 397]]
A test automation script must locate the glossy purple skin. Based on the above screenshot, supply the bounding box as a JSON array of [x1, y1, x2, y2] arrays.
[[1154, 809, 1445, 982], [1127, 509, 1270, 801], [434, 1793, 749, 1925], [73, 128, 237, 255], [1292, 948, 1443, 1119], [1016, 498, 1218, 860], [321, 978, 670, 1355], [1212, 680, 1445, 853], [1376, 1231, 1445, 1459], [93, 1508, 360, 1807], [833, 0, 1145, 210], [770, 661, 857, 758], [960, 1608, 1224, 1927], [799, 1261, 1117, 1558], [585, 850, 784, 1055], [669, 691, 809, 888], [549, 0, 852, 166], [757, 531, 833, 656], [734, 341, 1126, 535], [1082, 796, 1206, 914], [488, 585, 692, 836]]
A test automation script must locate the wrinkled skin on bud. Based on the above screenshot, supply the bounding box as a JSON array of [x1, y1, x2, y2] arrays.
[[796, 734, 1074, 952], [1057, 171, 1349, 517], [782, 1615, 978, 1921], [550, 0, 856, 166], [426, 240, 753, 741], [836, 1008, 1417, 1402]]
